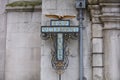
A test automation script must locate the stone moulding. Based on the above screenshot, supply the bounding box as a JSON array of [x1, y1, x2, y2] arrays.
[[6, 1, 42, 7], [6, 1, 42, 12], [88, 0, 120, 4], [100, 15, 120, 22], [6, 6, 42, 12]]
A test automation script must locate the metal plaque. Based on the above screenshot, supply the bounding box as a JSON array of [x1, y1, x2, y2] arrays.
[[41, 27, 79, 33], [51, 20, 70, 26], [57, 33, 64, 60]]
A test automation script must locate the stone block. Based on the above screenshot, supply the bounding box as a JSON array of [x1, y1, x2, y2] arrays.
[[56, 0, 75, 10], [92, 54, 103, 67], [92, 24, 103, 37], [41, 67, 58, 80], [62, 68, 79, 80], [93, 68, 103, 80], [92, 38, 103, 53], [41, 55, 52, 68], [84, 55, 92, 69], [104, 30, 120, 80], [5, 48, 40, 80], [7, 12, 41, 23], [6, 33, 41, 48], [0, 51, 4, 72], [0, 14, 6, 33], [68, 55, 79, 69], [7, 22, 41, 33], [0, 71, 4, 80], [42, 0, 57, 9], [0, 36, 6, 50], [6, 48, 40, 71], [5, 71, 40, 80], [7, 12, 32, 23], [91, 10, 101, 15], [32, 12, 41, 23], [41, 40, 53, 56], [92, 17, 101, 24]]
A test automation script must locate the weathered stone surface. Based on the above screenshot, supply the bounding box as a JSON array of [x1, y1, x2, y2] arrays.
[[7, 23, 41, 33], [0, 71, 4, 80], [92, 38, 103, 53], [92, 24, 103, 37], [83, 55, 92, 69], [0, 0, 7, 80], [0, 51, 5, 72], [7, 12, 33, 23], [93, 54, 103, 67], [0, 36, 6, 51], [104, 30, 120, 80], [5, 47, 40, 80], [6, 33, 41, 48], [92, 17, 101, 24], [93, 68, 103, 80], [84, 68, 92, 80], [6, 10, 41, 80], [42, 0, 57, 9]]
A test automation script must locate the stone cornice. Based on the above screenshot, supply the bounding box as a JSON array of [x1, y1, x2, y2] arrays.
[[88, 3, 120, 22], [88, 0, 120, 4], [6, 6, 41, 12], [100, 14, 120, 22], [100, 3, 120, 6]]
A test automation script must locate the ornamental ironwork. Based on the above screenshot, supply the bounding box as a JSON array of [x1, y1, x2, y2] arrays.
[[41, 15, 79, 80]]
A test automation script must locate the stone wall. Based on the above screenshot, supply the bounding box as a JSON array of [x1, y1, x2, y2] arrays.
[[0, 0, 119, 80], [5, 5, 41, 80]]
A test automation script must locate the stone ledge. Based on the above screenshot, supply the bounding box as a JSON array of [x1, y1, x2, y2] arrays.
[[88, 0, 120, 4], [100, 15, 120, 22], [103, 28, 120, 30], [6, 6, 41, 12], [91, 14, 120, 22], [100, 3, 120, 6]]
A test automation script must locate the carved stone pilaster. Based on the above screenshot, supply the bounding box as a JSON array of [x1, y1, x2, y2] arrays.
[[100, 3, 120, 80], [88, 5, 104, 80]]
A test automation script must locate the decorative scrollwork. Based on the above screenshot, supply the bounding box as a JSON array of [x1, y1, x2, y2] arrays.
[[51, 46, 69, 74], [41, 32, 78, 75]]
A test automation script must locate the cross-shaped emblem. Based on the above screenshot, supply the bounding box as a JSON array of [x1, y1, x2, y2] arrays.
[[41, 14, 80, 79]]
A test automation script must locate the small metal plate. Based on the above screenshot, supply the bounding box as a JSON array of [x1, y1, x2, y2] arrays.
[[50, 20, 70, 26]]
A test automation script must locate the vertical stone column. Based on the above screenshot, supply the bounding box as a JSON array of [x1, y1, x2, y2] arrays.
[[88, 5, 104, 80], [0, 0, 8, 80], [5, 5, 41, 80], [100, 3, 120, 80]]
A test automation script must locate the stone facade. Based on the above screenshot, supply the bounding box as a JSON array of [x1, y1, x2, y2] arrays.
[[0, 0, 119, 80]]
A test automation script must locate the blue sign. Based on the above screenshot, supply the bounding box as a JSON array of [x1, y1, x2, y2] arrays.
[[51, 20, 70, 26], [41, 27, 79, 33], [41, 20, 79, 61]]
